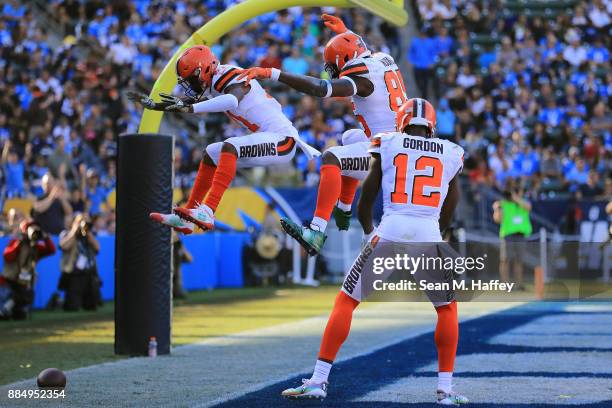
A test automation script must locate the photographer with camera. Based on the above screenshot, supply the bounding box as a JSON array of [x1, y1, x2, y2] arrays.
[[58, 213, 101, 311], [1, 220, 56, 320], [493, 179, 533, 289]]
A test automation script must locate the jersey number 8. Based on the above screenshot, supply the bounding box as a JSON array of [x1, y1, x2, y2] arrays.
[[384, 70, 407, 112]]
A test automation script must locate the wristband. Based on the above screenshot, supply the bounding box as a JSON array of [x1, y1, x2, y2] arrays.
[[270, 68, 281, 81], [323, 80, 333, 98]]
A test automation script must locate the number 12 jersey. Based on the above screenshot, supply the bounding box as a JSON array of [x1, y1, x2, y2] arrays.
[[369, 132, 464, 242]]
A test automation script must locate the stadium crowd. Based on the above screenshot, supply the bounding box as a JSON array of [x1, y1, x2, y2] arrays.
[[0, 0, 610, 240], [0, 0, 400, 236], [409, 0, 611, 200]]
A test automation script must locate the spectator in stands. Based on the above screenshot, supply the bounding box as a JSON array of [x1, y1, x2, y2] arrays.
[[1, 219, 55, 319], [576, 170, 604, 199], [282, 47, 310, 75], [565, 158, 590, 187], [408, 28, 436, 98], [540, 146, 562, 182], [588, 0, 610, 29], [589, 101, 612, 138], [1, 140, 28, 198], [563, 30, 587, 67], [84, 169, 107, 217], [59, 213, 101, 311], [258, 43, 282, 69], [47, 135, 74, 182], [436, 99, 456, 141], [32, 174, 73, 235]]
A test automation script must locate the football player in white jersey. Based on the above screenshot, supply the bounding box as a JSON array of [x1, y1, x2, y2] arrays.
[[238, 14, 407, 255], [280, 98, 469, 405], [129, 45, 319, 233]]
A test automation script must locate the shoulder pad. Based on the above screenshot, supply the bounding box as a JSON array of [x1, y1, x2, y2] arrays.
[[213, 65, 241, 93]]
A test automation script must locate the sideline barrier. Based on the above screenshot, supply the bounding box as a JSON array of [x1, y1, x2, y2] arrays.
[[0, 232, 247, 309]]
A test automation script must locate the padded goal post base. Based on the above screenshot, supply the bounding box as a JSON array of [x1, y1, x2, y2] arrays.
[[115, 133, 174, 356]]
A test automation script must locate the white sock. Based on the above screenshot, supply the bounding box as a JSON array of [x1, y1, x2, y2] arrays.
[[337, 201, 351, 212], [310, 217, 328, 232], [437, 372, 453, 394], [310, 359, 332, 384]]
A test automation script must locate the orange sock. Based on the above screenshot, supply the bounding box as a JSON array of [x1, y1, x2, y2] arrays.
[[318, 291, 360, 363], [186, 160, 216, 208], [313, 164, 342, 222], [338, 176, 360, 210], [434, 300, 458, 372], [204, 152, 237, 212]]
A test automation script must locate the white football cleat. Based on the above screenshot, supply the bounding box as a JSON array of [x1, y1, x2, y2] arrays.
[[437, 390, 469, 405], [174, 204, 214, 231], [281, 379, 328, 399], [149, 212, 194, 234]]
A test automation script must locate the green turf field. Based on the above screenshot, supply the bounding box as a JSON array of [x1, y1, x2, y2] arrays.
[[1, 280, 610, 386], [0, 286, 341, 385]]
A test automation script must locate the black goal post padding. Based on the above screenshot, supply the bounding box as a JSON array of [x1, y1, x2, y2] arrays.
[[115, 133, 174, 356]]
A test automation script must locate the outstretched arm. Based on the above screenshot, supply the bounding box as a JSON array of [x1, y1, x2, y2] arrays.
[[237, 68, 373, 98], [357, 153, 382, 234], [130, 86, 245, 115]]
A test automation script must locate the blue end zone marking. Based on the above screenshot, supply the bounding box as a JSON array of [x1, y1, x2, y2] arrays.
[[213, 303, 612, 408]]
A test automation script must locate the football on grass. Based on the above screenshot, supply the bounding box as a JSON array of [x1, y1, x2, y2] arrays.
[[37, 368, 66, 388]]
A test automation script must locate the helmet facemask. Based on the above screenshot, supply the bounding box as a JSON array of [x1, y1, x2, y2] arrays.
[[324, 62, 340, 79], [178, 67, 205, 100]]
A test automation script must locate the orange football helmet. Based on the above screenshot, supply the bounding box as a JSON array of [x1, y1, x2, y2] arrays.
[[323, 32, 369, 78], [175, 45, 219, 98], [396, 98, 437, 137]]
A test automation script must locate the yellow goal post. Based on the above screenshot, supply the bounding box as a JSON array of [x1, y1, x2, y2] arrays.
[[138, 0, 407, 133]]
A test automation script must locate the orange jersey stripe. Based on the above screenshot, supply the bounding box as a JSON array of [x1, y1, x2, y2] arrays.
[[277, 137, 296, 154], [225, 111, 259, 132], [356, 114, 371, 137], [339, 64, 368, 78]]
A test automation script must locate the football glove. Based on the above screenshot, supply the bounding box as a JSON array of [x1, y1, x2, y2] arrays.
[[322, 14, 348, 34], [332, 206, 352, 231], [159, 93, 193, 113], [127, 90, 155, 109], [236, 67, 271, 86]]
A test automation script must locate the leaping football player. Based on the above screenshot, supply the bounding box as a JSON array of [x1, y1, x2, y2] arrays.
[[279, 98, 469, 405], [129, 45, 320, 233], [238, 14, 407, 255]]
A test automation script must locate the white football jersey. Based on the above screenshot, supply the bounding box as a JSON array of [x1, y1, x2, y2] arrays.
[[205, 64, 295, 134], [339, 53, 407, 137], [369, 132, 464, 241]]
